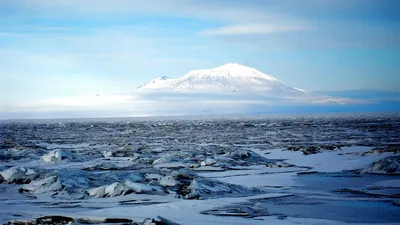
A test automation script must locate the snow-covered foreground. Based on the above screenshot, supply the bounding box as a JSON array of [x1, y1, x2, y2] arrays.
[[0, 114, 399, 224]]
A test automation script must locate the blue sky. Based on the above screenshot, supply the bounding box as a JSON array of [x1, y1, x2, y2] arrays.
[[1, 0, 400, 108]]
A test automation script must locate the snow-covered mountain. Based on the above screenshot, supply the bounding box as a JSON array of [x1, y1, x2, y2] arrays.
[[139, 63, 293, 93], [137, 63, 344, 104]]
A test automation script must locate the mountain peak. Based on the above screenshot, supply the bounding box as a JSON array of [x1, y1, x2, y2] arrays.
[[216, 62, 252, 70], [184, 63, 278, 82], [159, 76, 170, 80], [218, 62, 245, 68], [151, 76, 171, 83]]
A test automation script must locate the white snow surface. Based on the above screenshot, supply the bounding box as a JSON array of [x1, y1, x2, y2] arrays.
[[0, 167, 20, 181], [0, 167, 36, 181], [41, 149, 68, 163], [87, 181, 161, 198], [258, 146, 394, 173], [21, 175, 62, 194]]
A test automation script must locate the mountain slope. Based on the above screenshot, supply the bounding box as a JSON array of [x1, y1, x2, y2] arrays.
[[139, 63, 297, 94], [137, 63, 344, 104]]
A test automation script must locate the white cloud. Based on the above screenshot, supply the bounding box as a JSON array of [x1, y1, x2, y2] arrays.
[[201, 23, 313, 36], [4, 0, 304, 29], [19, 94, 134, 111], [6, 87, 344, 114]]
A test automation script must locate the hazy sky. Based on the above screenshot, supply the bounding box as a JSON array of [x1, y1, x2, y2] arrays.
[[1, 0, 400, 107]]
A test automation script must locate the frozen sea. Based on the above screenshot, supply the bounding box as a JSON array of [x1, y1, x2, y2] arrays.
[[0, 113, 399, 224]]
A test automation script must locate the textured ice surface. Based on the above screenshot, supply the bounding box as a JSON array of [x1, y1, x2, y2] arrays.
[[21, 175, 62, 194], [0, 114, 399, 224]]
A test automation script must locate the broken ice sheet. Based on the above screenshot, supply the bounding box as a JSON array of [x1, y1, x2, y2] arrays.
[[1, 115, 400, 224]]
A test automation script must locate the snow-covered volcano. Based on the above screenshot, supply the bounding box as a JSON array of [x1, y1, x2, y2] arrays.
[[138, 63, 297, 94], [137, 63, 343, 104]]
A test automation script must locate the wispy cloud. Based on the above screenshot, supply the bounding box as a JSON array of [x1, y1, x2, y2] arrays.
[[2, 91, 322, 116], [4, 0, 398, 49], [201, 23, 313, 36]]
